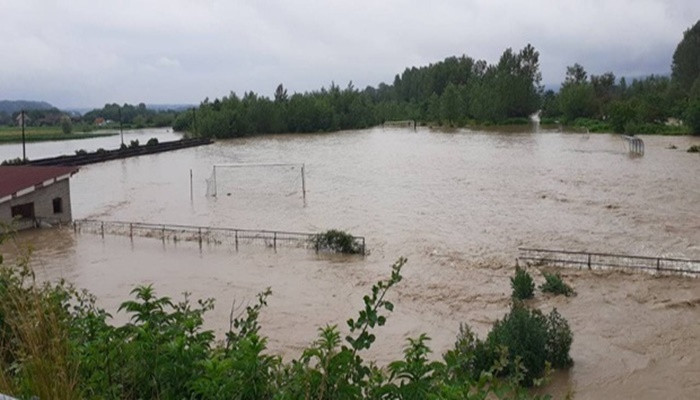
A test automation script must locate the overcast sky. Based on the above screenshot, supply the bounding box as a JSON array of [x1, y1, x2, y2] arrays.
[[1, 0, 698, 108]]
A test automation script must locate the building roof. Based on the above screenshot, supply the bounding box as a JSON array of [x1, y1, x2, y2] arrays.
[[0, 166, 79, 204]]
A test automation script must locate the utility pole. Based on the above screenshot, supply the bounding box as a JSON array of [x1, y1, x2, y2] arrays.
[[20, 110, 26, 161], [118, 106, 124, 146], [192, 107, 197, 135]]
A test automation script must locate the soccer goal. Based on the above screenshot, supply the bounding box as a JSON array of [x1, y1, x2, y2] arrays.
[[205, 163, 306, 201]]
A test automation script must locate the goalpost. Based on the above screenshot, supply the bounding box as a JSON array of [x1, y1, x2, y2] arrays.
[[206, 163, 306, 201]]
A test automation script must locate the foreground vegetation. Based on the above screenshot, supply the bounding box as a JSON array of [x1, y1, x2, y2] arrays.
[[0, 230, 573, 399], [174, 20, 700, 137]]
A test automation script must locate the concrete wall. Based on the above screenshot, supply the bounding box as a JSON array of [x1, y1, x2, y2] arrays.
[[0, 179, 72, 227]]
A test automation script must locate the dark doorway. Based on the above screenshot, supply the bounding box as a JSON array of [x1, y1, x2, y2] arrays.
[[11, 202, 35, 219]]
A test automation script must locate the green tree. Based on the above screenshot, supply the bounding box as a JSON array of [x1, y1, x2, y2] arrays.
[[564, 63, 587, 85], [684, 99, 700, 134], [559, 64, 596, 121], [60, 116, 72, 134], [672, 20, 700, 94], [440, 83, 463, 125], [274, 83, 288, 103]]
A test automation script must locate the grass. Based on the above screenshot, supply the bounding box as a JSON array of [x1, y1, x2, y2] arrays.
[[0, 126, 117, 143]]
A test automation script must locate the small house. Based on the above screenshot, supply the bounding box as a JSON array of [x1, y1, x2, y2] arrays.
[[0, 166, 79, 230]]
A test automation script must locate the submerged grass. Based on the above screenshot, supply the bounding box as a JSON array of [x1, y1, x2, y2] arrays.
[[0, 126, 116, 143]]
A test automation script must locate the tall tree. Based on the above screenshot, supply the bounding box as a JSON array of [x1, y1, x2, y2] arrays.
[[564, 63, 588, 85], [672, 20, 700, 95], [274, 84, 288, 103]]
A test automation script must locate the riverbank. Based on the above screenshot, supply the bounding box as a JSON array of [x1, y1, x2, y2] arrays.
[[0, 126, 117, 143]]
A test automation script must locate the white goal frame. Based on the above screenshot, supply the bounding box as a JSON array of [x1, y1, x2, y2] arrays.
[[207, 163, 306, 201]]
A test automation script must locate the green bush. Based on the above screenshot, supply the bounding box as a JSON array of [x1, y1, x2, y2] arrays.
[[539, 117, 559, 125], [146, 137, 159, 146], [540, 272, 575, 296], [571, 117, 611, 133], [129, 139, 139, 148], [511, 266, 535, 300], [312, 229, 364, 254], [75, 149, 87, 155], [448, 304, 573, 388], [1, 157, 28, 165], [545, 309, 574, 368], [487, 304, 549, 385], [688, 145, 700, 153]]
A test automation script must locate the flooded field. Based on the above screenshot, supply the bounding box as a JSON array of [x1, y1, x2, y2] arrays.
[[2, 127, 699, 399]]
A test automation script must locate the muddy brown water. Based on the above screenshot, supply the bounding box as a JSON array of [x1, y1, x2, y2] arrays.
[[2, 127, 699, 399]]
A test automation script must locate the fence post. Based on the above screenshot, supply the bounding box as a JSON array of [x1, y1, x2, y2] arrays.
[[587, 254, 591, 270], [273, 232, 277, 250], [162, 226, 165, 243], [129, 223, 133, 239], [101, 222, 104, 238], [656, 258, 660, 271], [235, 230, 239, 251], [362, 237, 366, 255]]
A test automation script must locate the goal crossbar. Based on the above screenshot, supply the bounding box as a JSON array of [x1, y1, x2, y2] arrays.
[[207, 163, 306, 201]]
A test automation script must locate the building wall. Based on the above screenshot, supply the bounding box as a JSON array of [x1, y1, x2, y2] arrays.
[[0, 179, 72, 227]]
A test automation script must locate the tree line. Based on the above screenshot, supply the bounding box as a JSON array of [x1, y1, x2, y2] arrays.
[[176, 20, 700, 137], [541, 18, 700, 135], [173, 44, 543, 136], [0, 103, 180, 132]]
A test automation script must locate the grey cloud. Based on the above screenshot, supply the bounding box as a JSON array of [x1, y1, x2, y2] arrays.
[[0, 0, 697, 107]]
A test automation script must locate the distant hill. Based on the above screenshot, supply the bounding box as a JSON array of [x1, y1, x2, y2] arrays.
[[0, 100, 55, 114]]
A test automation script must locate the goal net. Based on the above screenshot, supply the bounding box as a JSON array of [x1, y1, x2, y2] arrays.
[[205, 163, 306, 201]]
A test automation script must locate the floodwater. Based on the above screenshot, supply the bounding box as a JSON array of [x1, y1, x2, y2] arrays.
[[2, 126, 699, 399]]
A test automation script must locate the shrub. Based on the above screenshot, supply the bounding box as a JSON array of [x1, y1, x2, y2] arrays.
[[540, 272, 575, 296], [119, 143, 128, 151], [60, 116, 72, 134], [312, 229, 364, 254], [75, 149, 87, 156], [129, 139, 139, 148], [511, 266, 535, 300], [487, 304, 573, 386], [146, 137, 159, 146], [95, 148, 106, 154], [688, 145, 700, 153], [545, 309, 574, 368], [1, 157, 28, 166]]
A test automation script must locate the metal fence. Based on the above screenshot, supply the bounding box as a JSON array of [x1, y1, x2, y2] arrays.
[[518, 247, 700, 276], [72, 219, 366, 255]]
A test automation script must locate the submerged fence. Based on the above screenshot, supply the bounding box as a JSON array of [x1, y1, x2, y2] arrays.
[[518, 247, 700, 276], [73, 219, 366, 255]]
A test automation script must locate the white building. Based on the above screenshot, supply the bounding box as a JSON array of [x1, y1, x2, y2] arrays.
[[0, 166, 79, 230]]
